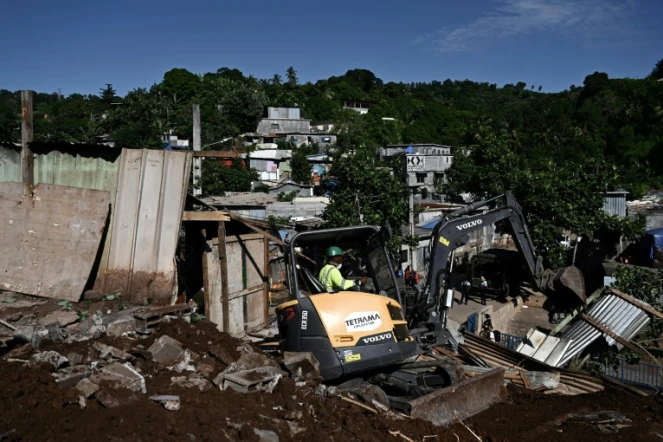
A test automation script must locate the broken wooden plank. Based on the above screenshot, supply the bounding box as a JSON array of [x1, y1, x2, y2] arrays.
[[182, 211, 230, 222], [609, 288, 663, 321], [0, 182, 110, 302]]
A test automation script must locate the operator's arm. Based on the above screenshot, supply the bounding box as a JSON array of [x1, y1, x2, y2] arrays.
[[330, 268, 355, 290]]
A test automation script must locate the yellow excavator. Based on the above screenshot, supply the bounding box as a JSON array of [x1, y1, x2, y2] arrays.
[[275, 192, 585, 425]]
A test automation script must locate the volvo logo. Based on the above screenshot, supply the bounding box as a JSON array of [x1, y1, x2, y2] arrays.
[[360, 332, 393, 345], [456, 219, 482, 231]]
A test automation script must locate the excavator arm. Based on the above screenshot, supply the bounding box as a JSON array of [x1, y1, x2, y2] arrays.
[[412, 192, 586, 326]]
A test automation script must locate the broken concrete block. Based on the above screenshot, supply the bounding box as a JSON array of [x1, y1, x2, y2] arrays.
[[283, 352, 321, 383], [75, 378, 100, 398], [171, 349, 199, 373], [349, 384, 390, 411], [148, 335, 184, 366], [209, 344, 236, 365], [39, 311, 79, 327], [31, 351, 68, 370], [221, 366, 286, 393], [83, 290, 106, 301], [287, 421, 307, 437], [53, 365, 91, 388], [66, 315, 105, 343], [253, 428, 280, 442], [149, 395, 181, 411], [90, 362, 146, 393], [93, 342, 134, 362], [171, 373, 212, 392], [66, 352, 84, 366], [106, 317, 136, 337], [96, 388, 140, 408]]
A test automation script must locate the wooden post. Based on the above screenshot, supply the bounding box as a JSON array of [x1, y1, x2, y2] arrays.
[[263, 234, 270, 326], [192, 104, 202, 197], [218, 220, 230, 332], [21, 90, 34, 196]]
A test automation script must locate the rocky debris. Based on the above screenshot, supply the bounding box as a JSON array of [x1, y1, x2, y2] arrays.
[[283, 351, 321, 384], [93, 342, 134, 362], [347, 384, 391, 412], [39, 311, 79, 327], [171, 373, 213, 392], [106, 317, 136, 337], [31, 350, 68, 370], [75, 378, 100, 398], [66, 314, 105, 343], [171, 349, 199, 373], [220, 366, 286, 393], [53, 365, 91, 387], [90, 362, 146, 393], [253, 428, 280, 442], [96, 388, 141, 409], [149, 395, 181, 411], [148, 335, 184, 366], [13, 325, 49, 347], [83, 290, 106, 302], [209, 343, 236, 365], [221, 349, 279, 376]]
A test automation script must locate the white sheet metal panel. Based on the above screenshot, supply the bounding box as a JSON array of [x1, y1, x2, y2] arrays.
[[557, 294, 651, 367], [0, 182, 110, 301], [516, 329, 548, 357], [531, 335, 563, 363], [102, 149, 191, 305], [0, 144, 22, 182]]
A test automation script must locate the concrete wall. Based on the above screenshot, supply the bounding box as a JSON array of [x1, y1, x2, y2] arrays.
[[477, 296, 524, 336], [257, 119, 310, 134]]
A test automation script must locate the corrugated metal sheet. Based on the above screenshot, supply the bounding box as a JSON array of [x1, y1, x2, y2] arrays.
[[557, 293, 650, 366], [267, 107, 300, 119], [461, 333, 604, 394], [0, 143, 22, 182], [603, 192, 627, 217], [100, 149, 192, 305]]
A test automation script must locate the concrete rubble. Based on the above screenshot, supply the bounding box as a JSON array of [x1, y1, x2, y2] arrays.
[[148, 335, 185, 366], [90, 362, 147, 393]]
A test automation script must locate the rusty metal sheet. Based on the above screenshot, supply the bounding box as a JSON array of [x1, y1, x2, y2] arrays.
[[405, 368, 508, 427], [102, 149, 191, 305], [0, 182, 110, 301]]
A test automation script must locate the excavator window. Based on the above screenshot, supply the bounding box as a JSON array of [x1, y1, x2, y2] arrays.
[[285, 226, 403, 305]]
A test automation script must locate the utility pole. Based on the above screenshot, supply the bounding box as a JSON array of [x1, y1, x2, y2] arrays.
[[21, 90, 34, 197], [192, 104, 202, 197], [409, 187, 415, 272]]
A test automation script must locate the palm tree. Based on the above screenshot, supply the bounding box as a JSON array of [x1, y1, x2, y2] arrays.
[[285, 67, 298, 88]]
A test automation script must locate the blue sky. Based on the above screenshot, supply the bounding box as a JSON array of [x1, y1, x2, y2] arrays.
[[1, 0, 660, 96]]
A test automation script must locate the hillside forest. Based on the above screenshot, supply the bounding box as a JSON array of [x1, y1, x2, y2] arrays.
[[1, 60, 662, 265]]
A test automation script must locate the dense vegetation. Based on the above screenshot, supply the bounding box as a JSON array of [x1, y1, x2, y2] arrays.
[[1, 61, 661, 257]]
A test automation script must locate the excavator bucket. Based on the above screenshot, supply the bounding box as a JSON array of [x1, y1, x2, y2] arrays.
[[391, 368, 508, 427], [555, 266, 587, 304]]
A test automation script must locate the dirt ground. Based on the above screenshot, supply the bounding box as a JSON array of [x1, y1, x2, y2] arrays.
[[1, 293, 663, 441]]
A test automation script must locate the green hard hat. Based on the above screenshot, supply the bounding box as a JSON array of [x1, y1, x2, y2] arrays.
[[326, 246, 343, 257]]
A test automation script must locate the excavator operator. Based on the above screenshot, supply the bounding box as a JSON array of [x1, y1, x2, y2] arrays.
[[319, 246, 367, 292]]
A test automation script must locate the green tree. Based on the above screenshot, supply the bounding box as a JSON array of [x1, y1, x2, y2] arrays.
[[99, 84, 117, 105], [290, 148, 312, 184], [286, 66, 298, 88], [200, 159, 258, 196], [649, 58, 663, 80]]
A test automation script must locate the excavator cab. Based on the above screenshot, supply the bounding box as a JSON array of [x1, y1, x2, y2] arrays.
[[276, 226, 417, 381]]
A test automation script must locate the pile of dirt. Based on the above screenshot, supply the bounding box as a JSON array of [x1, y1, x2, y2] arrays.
[[0, 318, 467, 442], [465, 384, 663, 442]]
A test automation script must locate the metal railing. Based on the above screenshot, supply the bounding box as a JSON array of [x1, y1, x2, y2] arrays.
[[600, 358, 663, 390], [496, 333, 525, 350]]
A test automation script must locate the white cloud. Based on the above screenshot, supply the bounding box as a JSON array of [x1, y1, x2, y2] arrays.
[[419, 0, 637, 53]]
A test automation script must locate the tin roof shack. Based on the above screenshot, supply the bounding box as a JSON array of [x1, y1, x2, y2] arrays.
[[256, 107, 311, 135], [268, 177, 313, 198], [1, 142, 193, 305], [379, 144, 454, 194], [249, 150, 291, 181]]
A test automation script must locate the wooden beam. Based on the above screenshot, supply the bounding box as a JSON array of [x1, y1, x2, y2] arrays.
[[192, 104, 202, 197], [21, 90, 33, 196], [228, 212, 316, 265], [218, 221, 230, 332], [609, 288, 663, 321], [550, 287, 604, 336], [192, 151, 240, 158], [182, 211, 230, 222], [581, 313, 655, 363], [263, 233, 270, 326]]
